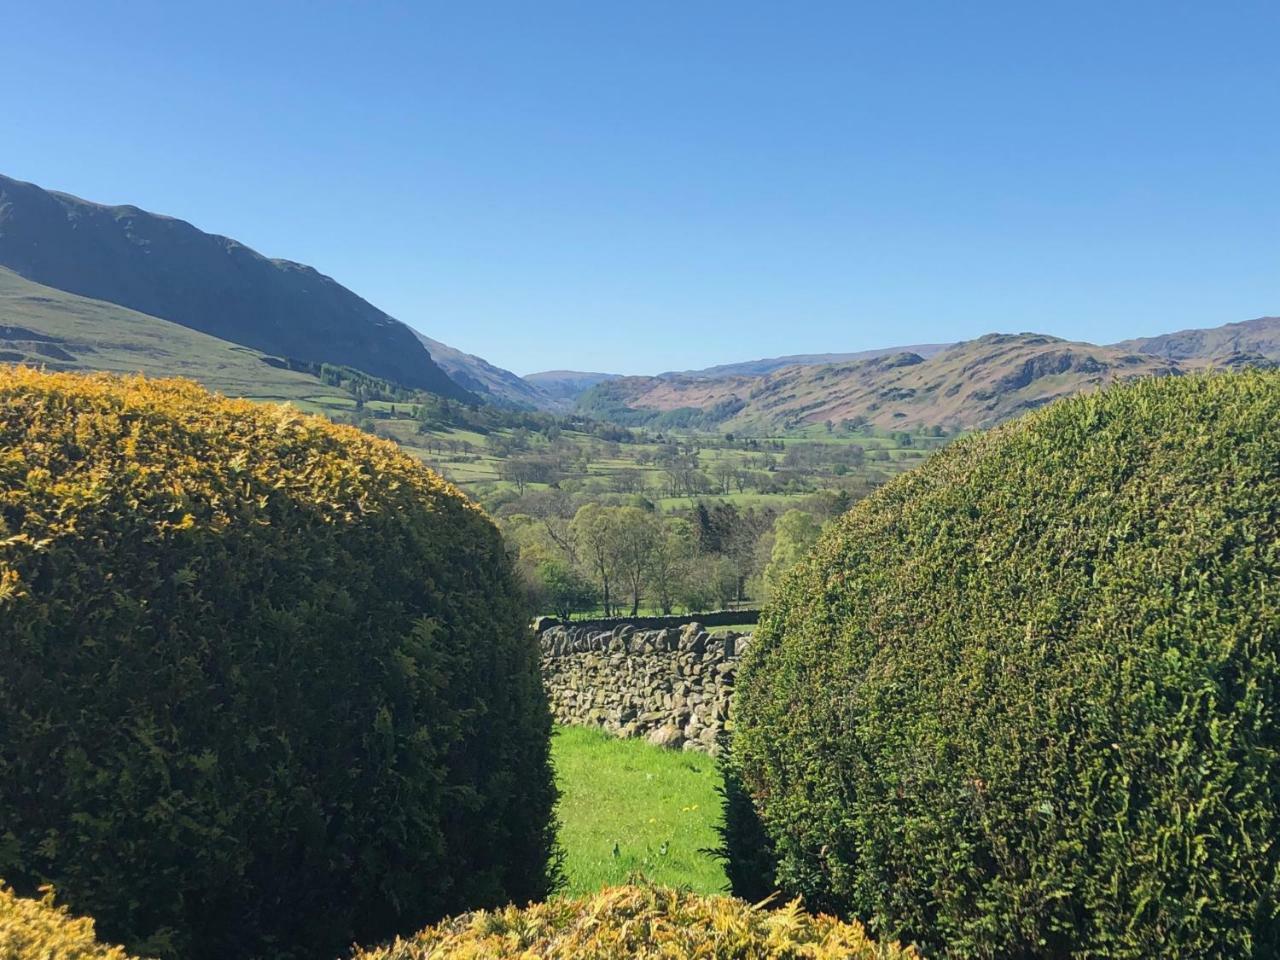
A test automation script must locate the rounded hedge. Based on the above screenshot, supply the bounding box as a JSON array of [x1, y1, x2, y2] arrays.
[[0, 368, 557, 960], [733, 371, 1280, 958], [351, 884, 920, 959]]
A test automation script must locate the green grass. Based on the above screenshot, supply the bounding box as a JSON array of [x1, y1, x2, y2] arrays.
[[0, 266, 349, 403], [552, 724, 727, 896]]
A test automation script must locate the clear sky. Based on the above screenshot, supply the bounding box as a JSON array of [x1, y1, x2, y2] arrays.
[[4, 2, 1277, 376]]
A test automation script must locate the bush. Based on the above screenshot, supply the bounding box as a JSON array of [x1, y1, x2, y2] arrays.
[[350, 884, 920, 959], [0, 883, 142, 960], [0, 369, 557, 960], [732, 371, 1280, 957]]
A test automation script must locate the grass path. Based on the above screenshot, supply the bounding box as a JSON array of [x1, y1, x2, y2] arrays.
[[552, 725, 727, 896]]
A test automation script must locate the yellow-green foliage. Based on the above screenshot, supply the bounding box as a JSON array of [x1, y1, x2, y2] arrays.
[[0, 883, 141, 960], [732, 371, 1280, 957], [351, 884, 920, 959], [0, 368, 556, 960]]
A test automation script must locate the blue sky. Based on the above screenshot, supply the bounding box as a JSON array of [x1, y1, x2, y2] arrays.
[[4, 2, 1277, 375]]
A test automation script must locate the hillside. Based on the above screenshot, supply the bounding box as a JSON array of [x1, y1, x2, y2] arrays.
[[522, 369, 620, 407], [0, 266, 346, 402], [661, 342, 952, 379], [0, 173, 471, 399], [412, 330, 552, 408], [580, 333, 1182, 431], [1114, 315, 1280, 363]]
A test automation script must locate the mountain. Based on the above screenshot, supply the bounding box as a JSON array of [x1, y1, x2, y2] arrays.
[[411, 331, 552, 409], [1113, 316, 1280, 363], [522, 370, 620, 407], [0, 266, 346, 402], [0, 173, 471, 400], [660, 343, 952, 379], [578, 333, 1183, 432]]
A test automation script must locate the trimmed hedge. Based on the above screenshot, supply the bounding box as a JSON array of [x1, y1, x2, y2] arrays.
[[0, 369, 557, 960], [351, 883, 920, 959], [733, 371, 1280, 957], [0, 883, 142, 960]]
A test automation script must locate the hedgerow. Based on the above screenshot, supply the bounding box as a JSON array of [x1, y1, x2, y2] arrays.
[[733, 371, 1280, 958], [0, 883, 143, 960], [0, 368, 557, 960], [351, 883, 920, 959]]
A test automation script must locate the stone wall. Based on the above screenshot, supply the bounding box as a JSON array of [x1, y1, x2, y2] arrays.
[[537, 620, 751, 754], [534, 609, 759, 634]]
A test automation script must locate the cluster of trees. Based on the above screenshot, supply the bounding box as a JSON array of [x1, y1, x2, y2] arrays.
[[504, 495, 830, 619]]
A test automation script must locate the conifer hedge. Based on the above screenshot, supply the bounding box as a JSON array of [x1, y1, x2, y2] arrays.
[[733, 371, 1280, 958], [0, 883, 142, 960], [0, 368, 557, 960], [350, 884, 919, 959]]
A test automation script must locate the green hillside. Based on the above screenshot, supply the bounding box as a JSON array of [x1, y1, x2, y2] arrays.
[[0, 173, 471, 400], [0, 266, 347, 403]]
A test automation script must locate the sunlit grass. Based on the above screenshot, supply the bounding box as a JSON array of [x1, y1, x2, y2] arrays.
[[552, 724, 727, 896]]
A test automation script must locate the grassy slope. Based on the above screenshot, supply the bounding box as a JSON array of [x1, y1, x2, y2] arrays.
[[552, 725, 727, 896], [0, 266, 347, 403]]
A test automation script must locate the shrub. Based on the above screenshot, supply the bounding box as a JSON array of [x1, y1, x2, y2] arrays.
[[0, 369, 557, 960], [350, 884, 920, 959], [0, 883, 143, 960], [732, 371, 1280, 957]]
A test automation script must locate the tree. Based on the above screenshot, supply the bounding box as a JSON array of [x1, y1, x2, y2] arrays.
[[646, 518, 696, 615], [610, 467, 646, 494], [537, 560, 598, 619], [676, 556, 720, 614], [761, 509, 824, 600], [570, 503, 623, 617], [713, 460, 737, 494], [498, 455, 560, 494], [613, 506, 661, 616]]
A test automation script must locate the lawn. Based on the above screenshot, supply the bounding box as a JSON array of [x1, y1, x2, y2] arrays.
[[552, 724, 727, 896]]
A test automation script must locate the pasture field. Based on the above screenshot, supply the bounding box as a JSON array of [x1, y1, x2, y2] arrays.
[[551, 725, 727, 897], [369, 414, 951, 514]]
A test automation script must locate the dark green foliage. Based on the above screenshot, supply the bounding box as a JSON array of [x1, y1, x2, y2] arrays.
[[732, 372, 1280, 958], [713, 734, 777, 903], [0, 369, 557, 960]]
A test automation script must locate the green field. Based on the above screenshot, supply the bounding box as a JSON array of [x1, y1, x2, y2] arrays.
[[552, 725, 727, 896]]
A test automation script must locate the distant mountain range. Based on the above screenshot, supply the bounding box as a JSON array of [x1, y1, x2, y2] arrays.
[[575, 326, 1280, 432], [521, 370, 620, 407], [1, 172, 1276, 431], [1116, 316, 1280, 365], [412, 331, 553, 409], [658, 343, 952, 379]]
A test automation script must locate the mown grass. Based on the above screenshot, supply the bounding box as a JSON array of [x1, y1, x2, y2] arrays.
[[551, 725, 727, 897]]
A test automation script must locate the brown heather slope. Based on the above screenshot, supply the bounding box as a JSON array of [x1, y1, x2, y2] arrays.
[[587, 333, 1183, 431]]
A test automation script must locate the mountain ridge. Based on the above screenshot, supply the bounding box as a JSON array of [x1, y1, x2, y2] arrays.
[[0, 173, 472, 400], [575, 331, 1252, 432], [658, 343, 953, 380]]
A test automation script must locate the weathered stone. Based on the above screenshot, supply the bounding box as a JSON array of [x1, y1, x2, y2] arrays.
[[647, 724, 686, 750], [539, 621, 742, 754]]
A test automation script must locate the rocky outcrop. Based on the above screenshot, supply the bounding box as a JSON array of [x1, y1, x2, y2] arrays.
[[537, 620, 750, 754]]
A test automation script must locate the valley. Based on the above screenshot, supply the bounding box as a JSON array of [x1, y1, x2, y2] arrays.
[[3, 171, 1278, 625]]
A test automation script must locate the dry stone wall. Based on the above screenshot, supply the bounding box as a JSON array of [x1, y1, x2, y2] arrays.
[[537, 620, 751, 754]]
